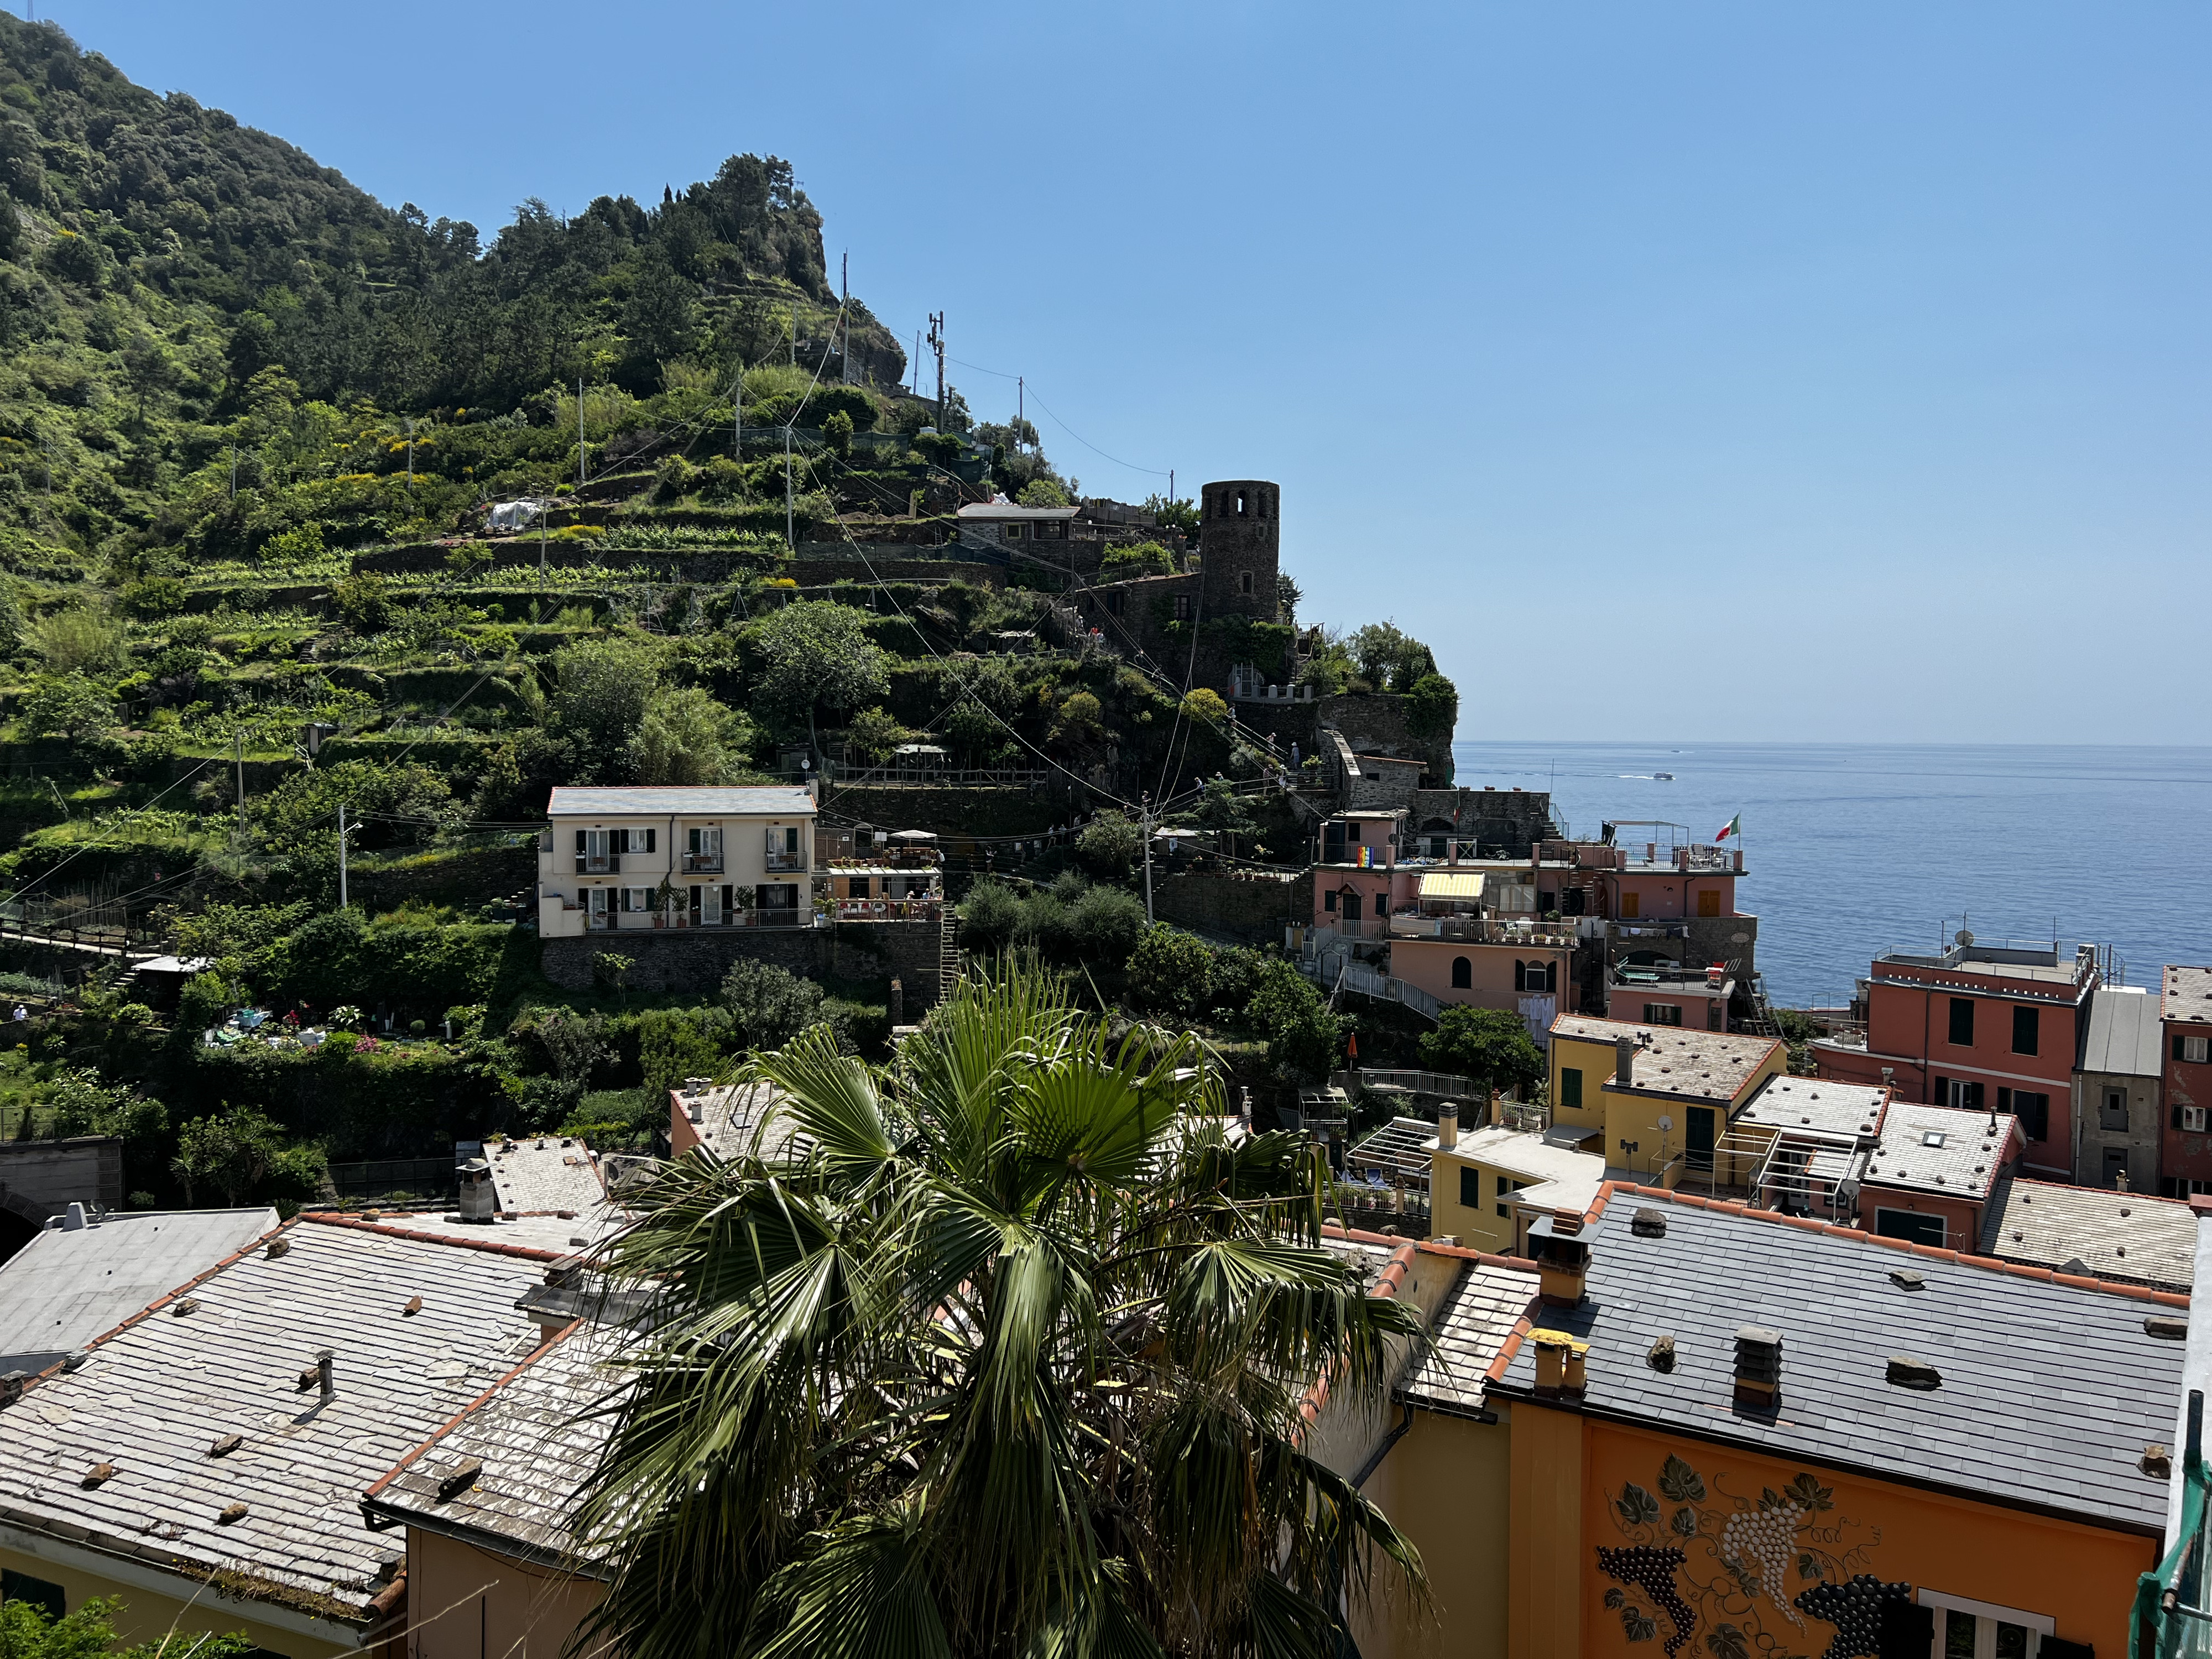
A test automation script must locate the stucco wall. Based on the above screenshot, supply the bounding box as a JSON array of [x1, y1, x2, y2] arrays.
[[1355, 1407, 1515, 1659], [0, 1538, 362, 1657], [408, 1532, 608, 1659]]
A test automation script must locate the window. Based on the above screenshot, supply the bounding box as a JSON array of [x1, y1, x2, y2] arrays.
[[1918, 1590, 2053, 1659], [620, 886, 652, 912], [1, 1569, 65, 1621], [1004, 521, 1025, 539], [1175, 595, 1192, 622], [1561, 1067, 1583, 1110], [1459, 1166, 1480, 1209], [1999, 1088, 2049, 1142], [576, 828, 617, 874], [1948, 998, 1975, 1046], [1105, 592, 1124, 617], [587, 888, 610, 927], [765, 826, 802, 870], [1697, 890, 1721, 917], [693, 884, 722, 925], [2180, 1035, 2212, 1065], [2101, 1088, 2129, 1132], [1938, 1077, 1983, 1110], [1239, 571, 1253, 596], [1620, 893, 1640, 919], [686, 826, 723, 873], [1341, 891, 1362, 923], [1451, 956, 1472, 989], [1644, 1004, 1684, 1027], [1875, 1209, 1945, 1247], [1922, 1130, 1947, 1149], [1323, 889, 1338, 913], [618, 826, 653, 854], [2176, 1105, 2208, 1134], [2011, 1005, 2038, 1056], [1495, 1176, 1525, 1218]]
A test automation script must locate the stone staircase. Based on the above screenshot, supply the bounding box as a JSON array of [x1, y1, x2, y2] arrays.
[[936, 907, 962, 1005]]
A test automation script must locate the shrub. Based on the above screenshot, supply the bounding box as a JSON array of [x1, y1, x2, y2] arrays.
[[1074, 810, 1141, 880], [1100, 541, 1176, 579], [27, 607, 126, 674], [1124, 924, 1217, 1020], [1420, 1006, 1542, 1097], [721, 958, 840, 1053], [263, 522, 326, 562], [959, 879, 1023, 953], [1180, 687, 1229, 726], [1065, 883, 1146, 963], [1405, 672, 1458, 742], [1016, 478, 1070, 508], [331, 571, 394, 633], [19, 672, 116, 741]]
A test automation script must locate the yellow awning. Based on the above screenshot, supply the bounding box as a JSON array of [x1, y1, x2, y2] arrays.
[[1417, 872, 1487, 900]]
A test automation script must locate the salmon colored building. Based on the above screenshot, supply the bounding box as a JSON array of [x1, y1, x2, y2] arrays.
[[1317, 1185, 2190, 1659], [1814, 941, 2101, 1182], [2160, 967, 2212, 1194]]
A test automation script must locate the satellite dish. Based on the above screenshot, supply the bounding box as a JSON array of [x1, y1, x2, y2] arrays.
[[1657, 1117, 1674, 1133], [1955, 929, 1975, 947]]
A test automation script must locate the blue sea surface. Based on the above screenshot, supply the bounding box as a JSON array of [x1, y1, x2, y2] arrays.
[[1447, 741, 2212, 1009]]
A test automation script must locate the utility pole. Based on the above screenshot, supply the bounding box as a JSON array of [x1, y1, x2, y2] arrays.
[[1140, 794, 1154, 924], [1018, 376, 1024, 445], [789, 305, 796, 367], [733, 368, 742, 460], [577, 377, 586, 489], [233, 731, 246, 842], [927, 312, 946, 432], [337, 803, 348, 910], [839, 252, 850, 385], [784, 422, 795, 550], [912, 330, 921, 397], [228, 444, 237, 501]]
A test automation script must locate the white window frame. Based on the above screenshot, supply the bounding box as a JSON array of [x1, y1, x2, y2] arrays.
[[2185, 1036, 2211, 1065], [1914, 1589, 2052, 1659], [697, 883, 722, 925], [2184, 1106, 2209, 1134], [621, 886, 651, 913]]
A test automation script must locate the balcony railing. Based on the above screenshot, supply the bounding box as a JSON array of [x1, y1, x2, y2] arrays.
[[578, 854, 619, 875], [832, 898, 943, 922], [765, 853, 807, 872], [681, 854, 723, 874], [1389, 914, 1578, 946]]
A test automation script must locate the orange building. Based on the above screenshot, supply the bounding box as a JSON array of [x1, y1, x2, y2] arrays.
[[1320, 1185, 2190, 1659]]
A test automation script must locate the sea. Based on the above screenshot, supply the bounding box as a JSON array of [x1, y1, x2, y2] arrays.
[[1447, 740, 2212, 1010]]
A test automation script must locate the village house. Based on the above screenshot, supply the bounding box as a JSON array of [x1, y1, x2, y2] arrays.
[[1811, 938, 2107, 1185], [1854, 1098, 2025, 1248], [2161, 966, 2212, 1196], [2075, 985, 2166, 1191], [1976, 1175, 2197, 1292], [1313, 1184, 2194, 1659], [1422, 1109, 1608, 1256], [1546, 1016, 1789, 1180], [537, 784, 818, 937], [0, 1213, 569, 1655]]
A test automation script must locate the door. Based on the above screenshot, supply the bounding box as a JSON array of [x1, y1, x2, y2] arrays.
[[587, 888, 609, 928], [2103, 1146, 2131, 1189], [1698, 890, 1721, 917], [1341, 891, 1362, 924], [1686, 1105, 1715, 1172]]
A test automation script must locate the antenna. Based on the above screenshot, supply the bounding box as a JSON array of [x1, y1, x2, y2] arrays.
[[926, 312, 946, 433]]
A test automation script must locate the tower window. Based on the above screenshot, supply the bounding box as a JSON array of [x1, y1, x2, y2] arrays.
[[1235, 491, 1248, 515], [1239, 571, 1253, 596]]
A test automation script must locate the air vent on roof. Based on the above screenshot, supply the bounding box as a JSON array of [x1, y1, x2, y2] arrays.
[[436, 1457, 484, 1501], [1889, 1270, 1924, 1291], [403, 1296, 423, 1317], [208, 1433, 243, 1457], [170, 1298, 200, 1318], [2146, 1317, 2189, 1340], [266, 1238, 290, 1259], [1648, 1334, 1676, 1372], [218, 1503, 249, 1525], [373, 1553, 403, 1584], [2143, 1446, 2173, 1479], [1886, 1356, 1941, 1391], [1733, 1327, 1782, 1410], [0, 1371, 28, 1408], [1632, 1208, 1667, 1238], [81, 1462, 114, 1488]]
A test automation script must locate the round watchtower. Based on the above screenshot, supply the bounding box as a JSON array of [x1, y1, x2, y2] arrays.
[[1199, 480, 1281, 621]]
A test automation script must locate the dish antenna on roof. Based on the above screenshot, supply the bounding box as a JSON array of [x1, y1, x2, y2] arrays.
[[1955, 929, 1975, 947]]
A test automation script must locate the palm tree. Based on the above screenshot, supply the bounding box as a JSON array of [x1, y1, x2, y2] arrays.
[[576, 964, 1427, 1659]]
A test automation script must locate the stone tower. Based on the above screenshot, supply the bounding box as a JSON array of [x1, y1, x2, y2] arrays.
[[1198, 480, 1280, 622]]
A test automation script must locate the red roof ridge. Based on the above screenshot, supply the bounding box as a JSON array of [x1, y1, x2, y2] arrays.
[[299, 1210, 568, 1262], [362, 1319, 584, 1503], [1596, 1182, 2191, 1309], [1322, 1219, 1539, 1275]]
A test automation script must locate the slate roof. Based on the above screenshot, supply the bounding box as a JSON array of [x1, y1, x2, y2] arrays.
[[0, 1208, 277, 1373], [2163, 967, 2212, 1029], [1733, 1076, 1887, 1140], [1551, 1016, 1782, 1103], [363, 1319, 621, 1569], [0, 1214, 557, 1627], [1486, 1187, 2187, 1532], [2081, 988, 2166, 1078], [1978, 1175, 2196, 1291], [1398, 1256, 1540, 1416], [677, 1082, 804, 1161], [1861, 1100, 2020, 1200], [485, 1136, 606, 1214], [545, 786, 815, 818]]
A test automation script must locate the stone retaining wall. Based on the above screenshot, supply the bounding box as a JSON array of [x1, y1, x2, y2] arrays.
[[541, 919, 942, 1001]]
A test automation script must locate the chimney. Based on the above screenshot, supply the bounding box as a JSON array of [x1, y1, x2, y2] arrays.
[[1437, 1100, 1459, 1150], [1615, 1036, 1636, 1087], [1531, 1328, 1589, 1396], [1733, 1326, 1782, 1409], [1880, 1066, 1895, 1089], [61, 1203, 87, 1232], [1527, 1214, 1592, 1307], [456, 1157, 496, 1222], [316, 1350, 335, 1399]]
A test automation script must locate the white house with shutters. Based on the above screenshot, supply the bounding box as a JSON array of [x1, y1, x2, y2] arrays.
[[536, 785, 818, 938]]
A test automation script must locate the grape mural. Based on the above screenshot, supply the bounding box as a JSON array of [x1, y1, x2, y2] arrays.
[[1596, 1454, 1895, 1659]]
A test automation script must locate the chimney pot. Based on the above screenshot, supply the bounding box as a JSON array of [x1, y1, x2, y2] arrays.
[[1631, 1208, 1667, 1238], [1886, 1355, 1942, 1390], [0, 1371, 30, 1408], [316, 1352, 335, 1399], [1531, 1328, 1589, 1396], [1437, 1100, 1459, 1151], [1732, 1326, 1783, 1408], [1615, 1036, 1636, 1086]]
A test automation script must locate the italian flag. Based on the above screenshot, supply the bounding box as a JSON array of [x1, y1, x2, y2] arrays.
[[1714, 814, 1741, 841]]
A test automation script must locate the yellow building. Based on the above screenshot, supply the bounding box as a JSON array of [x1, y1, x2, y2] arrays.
[[1547, 1015, 1785, 1180], [1427, 1120, 1607, 1256]]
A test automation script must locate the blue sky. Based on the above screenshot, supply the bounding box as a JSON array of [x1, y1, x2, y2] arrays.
[[48, 1, 2211, 745]]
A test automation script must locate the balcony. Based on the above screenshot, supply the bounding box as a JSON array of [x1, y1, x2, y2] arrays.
[[576, 854, 620, 875], [681, 854, 723, 874], [831, 897, 943, 923], [1610, 964, 1733, 994], [765, 852, 807, 873]]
